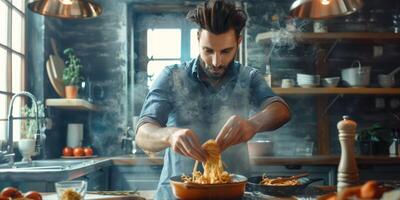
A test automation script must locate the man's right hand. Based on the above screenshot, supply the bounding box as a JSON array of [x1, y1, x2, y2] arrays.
[[167, 128, 208, 162]]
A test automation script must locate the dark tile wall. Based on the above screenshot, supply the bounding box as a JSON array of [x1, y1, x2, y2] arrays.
[[26, 0, 400, 158]]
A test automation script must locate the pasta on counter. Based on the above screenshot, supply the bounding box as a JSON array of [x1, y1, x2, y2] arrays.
[[259, 174, 300, 186], [182, 140, 231, 184]]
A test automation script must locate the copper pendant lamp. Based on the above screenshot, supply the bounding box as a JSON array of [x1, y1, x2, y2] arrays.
[[290, 0, 363, 19], [28, 0, 102, 19]]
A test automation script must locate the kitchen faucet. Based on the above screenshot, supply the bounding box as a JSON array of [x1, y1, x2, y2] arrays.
[[0, 91, 41, 167]]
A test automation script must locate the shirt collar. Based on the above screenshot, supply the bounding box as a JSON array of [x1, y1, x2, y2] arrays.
[[190, 57, 240, 81]]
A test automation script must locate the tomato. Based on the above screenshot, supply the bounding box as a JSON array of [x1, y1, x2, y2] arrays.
[[62, 147, 73, 156], [24, 191, 42, 200], [73, 147, 84, 156], [1, 187, 22, 198], [83, 147, 93, 156], [0, 196, 9, 200]]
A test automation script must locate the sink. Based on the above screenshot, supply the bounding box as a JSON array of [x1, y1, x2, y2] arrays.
[[0, 158, 112, 182], [0, 159, 96, 171]]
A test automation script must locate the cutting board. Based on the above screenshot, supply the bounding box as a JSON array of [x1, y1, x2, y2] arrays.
[[43, 193, 146, 200], [46, 58, 65, 97], [49, 38, 65, 79]]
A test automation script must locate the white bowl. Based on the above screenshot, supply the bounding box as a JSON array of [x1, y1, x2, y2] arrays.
[[297, 73, 320, 86], [248, 140, 274, 156], [55, 180, 87, 200], [322, 77, 340, 87]]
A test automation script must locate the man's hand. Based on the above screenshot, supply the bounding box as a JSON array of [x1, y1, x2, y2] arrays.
[[167, 128, 208, 162], [215, 115, 257, 152]]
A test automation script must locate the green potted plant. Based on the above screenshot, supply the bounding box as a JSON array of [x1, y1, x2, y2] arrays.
[[63, 48, 84, 99], [356, 123, 392, 155], [19, 102, 45, 162]]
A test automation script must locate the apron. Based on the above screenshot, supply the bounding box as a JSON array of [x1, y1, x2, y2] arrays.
[[156, 62, 254, 192]]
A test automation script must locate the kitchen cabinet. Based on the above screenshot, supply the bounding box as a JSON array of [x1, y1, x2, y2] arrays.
[[109, 165, 162, 191], [358, 164, 400, 182], [73, 167, 110, 191], [256, 31, 400, 155], [0, 167, 110, 192]]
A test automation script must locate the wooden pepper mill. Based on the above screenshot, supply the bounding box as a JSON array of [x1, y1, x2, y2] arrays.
[[337, 115, 359, 192]]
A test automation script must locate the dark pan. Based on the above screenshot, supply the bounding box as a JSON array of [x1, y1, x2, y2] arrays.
[[246, 176, 323, 197], [170, 174, 247, 200]]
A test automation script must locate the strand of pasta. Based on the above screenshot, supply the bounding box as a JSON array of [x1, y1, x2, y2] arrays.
[[182, 139, 231, 184]]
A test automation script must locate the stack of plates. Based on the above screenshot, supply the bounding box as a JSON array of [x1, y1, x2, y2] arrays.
[[297, 73, 320, 88]]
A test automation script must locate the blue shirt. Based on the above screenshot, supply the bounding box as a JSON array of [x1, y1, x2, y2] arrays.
[[138, 58, 285, 194]]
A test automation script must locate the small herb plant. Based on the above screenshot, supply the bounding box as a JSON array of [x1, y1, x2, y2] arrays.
[[357, 123, 391, 144], [21, 102, 45, 139], [63, 48, 84, 86]]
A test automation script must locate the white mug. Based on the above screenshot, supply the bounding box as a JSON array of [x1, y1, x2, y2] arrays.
[[67, 123, 83, 148]]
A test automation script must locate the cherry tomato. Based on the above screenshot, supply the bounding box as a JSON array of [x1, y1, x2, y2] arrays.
[[83, 147, 93, 156], [73, 147, 84, 156], [62, 147, 73, 156], [24, 191, 42, 200], [1, 187, 22, 198]]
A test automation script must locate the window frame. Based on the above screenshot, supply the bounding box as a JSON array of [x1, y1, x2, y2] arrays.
[[0, 0, 27, 141], [134, 12, 198, 87]]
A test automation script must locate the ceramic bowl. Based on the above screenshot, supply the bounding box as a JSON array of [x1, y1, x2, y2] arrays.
[[322, 77, 340, 87]]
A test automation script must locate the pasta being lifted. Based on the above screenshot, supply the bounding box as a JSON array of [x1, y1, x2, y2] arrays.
[[182, 140, 231, 184]]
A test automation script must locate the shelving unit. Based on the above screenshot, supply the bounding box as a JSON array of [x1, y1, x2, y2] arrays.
[[256, 32, 400, 45], [257, 31, 400, 155], [46, 98, 98, 111], [272, 87, 400, 95]]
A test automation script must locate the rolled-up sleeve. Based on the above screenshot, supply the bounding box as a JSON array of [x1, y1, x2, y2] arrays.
[[137, 67, 173, 130], [250, 69, 289, 110]]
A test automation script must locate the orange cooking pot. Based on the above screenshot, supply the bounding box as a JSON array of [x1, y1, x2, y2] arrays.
[[170, 174, 247, 200]]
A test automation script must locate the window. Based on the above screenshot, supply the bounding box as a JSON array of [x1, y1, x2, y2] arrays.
[[146, 28, 199, 86], [0, 0, 26, 141], [135, 13, 199, 87], [146, 28, 181, 86]]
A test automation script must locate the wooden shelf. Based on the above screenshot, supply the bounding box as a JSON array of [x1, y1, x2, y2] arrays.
[[45, 98, 98, 111], [272, 87, 400, 95], [256, 32, 400, 45]]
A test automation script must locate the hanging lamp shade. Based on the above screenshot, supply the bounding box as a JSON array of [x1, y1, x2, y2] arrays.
[[290, 0, 363, 19], [28, 0, 102, 19]]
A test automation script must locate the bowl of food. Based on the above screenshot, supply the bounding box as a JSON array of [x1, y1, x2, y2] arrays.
[[55, 180, 87, 200], [246, 174, 323, 197], [170, 174, 247, 200], [170, 140, 247, 200]]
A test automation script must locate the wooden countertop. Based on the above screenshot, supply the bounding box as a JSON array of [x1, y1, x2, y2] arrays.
[[109, 155, 400, 166], [43, 191, 152, 200]]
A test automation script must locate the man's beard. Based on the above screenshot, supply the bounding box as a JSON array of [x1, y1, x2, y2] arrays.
[[200, 58, 235, 81]]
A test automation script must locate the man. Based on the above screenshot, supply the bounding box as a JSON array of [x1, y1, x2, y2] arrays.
[[136, 0, 290, 197]]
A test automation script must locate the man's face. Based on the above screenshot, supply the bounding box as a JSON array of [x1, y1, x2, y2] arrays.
[[198, 28, 242, 79]]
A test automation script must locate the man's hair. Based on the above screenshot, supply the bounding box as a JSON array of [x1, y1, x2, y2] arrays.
[[186, 0, 247, 37]]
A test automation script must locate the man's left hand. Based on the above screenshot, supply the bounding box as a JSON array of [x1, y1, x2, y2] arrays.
[[215, 115, 257, 152]]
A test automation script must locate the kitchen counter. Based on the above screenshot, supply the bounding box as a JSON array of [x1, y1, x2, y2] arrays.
[[109, 155, 400, 166], [250, 155, 400, 165]]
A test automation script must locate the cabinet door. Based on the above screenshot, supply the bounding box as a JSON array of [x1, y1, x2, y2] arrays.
[[358, 164, 400, 182], [110, 165, 162, 190], [74, 167, 110, 191], [251, 165, 336, 186]]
